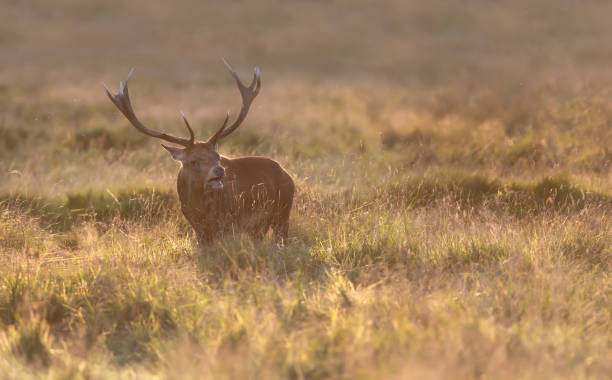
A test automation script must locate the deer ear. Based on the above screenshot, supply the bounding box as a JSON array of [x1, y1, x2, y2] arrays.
[[161, 144, 186, 161], [213, 143, 219, 152]]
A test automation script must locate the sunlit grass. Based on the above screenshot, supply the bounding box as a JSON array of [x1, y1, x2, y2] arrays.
[[1, 173, 609, 378]]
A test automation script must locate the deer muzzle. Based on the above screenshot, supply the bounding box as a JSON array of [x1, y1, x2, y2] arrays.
[[207, 166, 226, 189]]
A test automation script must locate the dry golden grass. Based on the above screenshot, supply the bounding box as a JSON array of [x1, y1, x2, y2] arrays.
[[1, 1, 611, 379]]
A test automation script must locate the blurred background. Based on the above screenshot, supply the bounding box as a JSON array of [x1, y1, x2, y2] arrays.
[[3, 1, 612, 90], [1, 0, 611, 194]]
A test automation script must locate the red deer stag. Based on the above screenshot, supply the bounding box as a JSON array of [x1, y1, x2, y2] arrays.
[[103, 60, 294, 245]]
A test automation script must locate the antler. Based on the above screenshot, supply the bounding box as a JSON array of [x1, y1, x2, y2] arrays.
[[207, 59, 261, 144], [103, 68, 195, 147]]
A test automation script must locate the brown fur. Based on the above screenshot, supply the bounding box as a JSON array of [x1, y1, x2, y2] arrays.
[[171, 144, 294, 244]]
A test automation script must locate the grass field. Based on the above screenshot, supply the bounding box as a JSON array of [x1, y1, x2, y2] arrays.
[[1, 1, 611, 378]]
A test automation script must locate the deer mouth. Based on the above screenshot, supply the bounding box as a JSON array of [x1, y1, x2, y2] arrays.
[[207, 176, 224, 189]]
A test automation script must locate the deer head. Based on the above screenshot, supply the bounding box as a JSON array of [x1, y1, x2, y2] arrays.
[[103, 59, 261, 190]]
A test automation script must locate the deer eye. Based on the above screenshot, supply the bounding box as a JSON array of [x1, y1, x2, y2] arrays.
[[190, 160, 198, 166]]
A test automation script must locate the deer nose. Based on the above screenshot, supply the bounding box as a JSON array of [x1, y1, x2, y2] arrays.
[[213, 166, 225, 178]]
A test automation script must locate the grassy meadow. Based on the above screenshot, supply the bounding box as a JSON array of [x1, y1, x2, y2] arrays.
[[0, 1, 611, 378]]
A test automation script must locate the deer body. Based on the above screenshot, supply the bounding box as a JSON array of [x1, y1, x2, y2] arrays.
[[104, 60, 294, 244], [178, 155, 294, 244]]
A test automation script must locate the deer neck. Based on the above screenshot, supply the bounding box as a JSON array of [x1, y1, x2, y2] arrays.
[[176, 171, 225, 218]]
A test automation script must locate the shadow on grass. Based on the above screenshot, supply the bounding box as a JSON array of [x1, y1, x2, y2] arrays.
[[0, 187, 178, 231], [197, 235, 328, 282], [305, 175, 611, 219]]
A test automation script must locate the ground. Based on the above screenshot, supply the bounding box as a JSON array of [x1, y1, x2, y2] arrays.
[[0, 1, 611, 379]]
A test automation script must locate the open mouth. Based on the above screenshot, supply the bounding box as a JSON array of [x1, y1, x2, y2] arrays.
[[207, 176, 224, 189]]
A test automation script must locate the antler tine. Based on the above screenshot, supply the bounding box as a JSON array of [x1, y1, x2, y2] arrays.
[[103, 69, 195, 147], [180, 111, 196, 144], [206, 111, 231, 145], [208, 59, 261, 143]]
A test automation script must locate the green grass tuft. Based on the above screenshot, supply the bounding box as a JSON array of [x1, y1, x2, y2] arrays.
[[1, 317, 53, 367]]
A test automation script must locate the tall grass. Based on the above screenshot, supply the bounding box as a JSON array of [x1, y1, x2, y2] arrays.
[[1, 0, 611, 378]]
